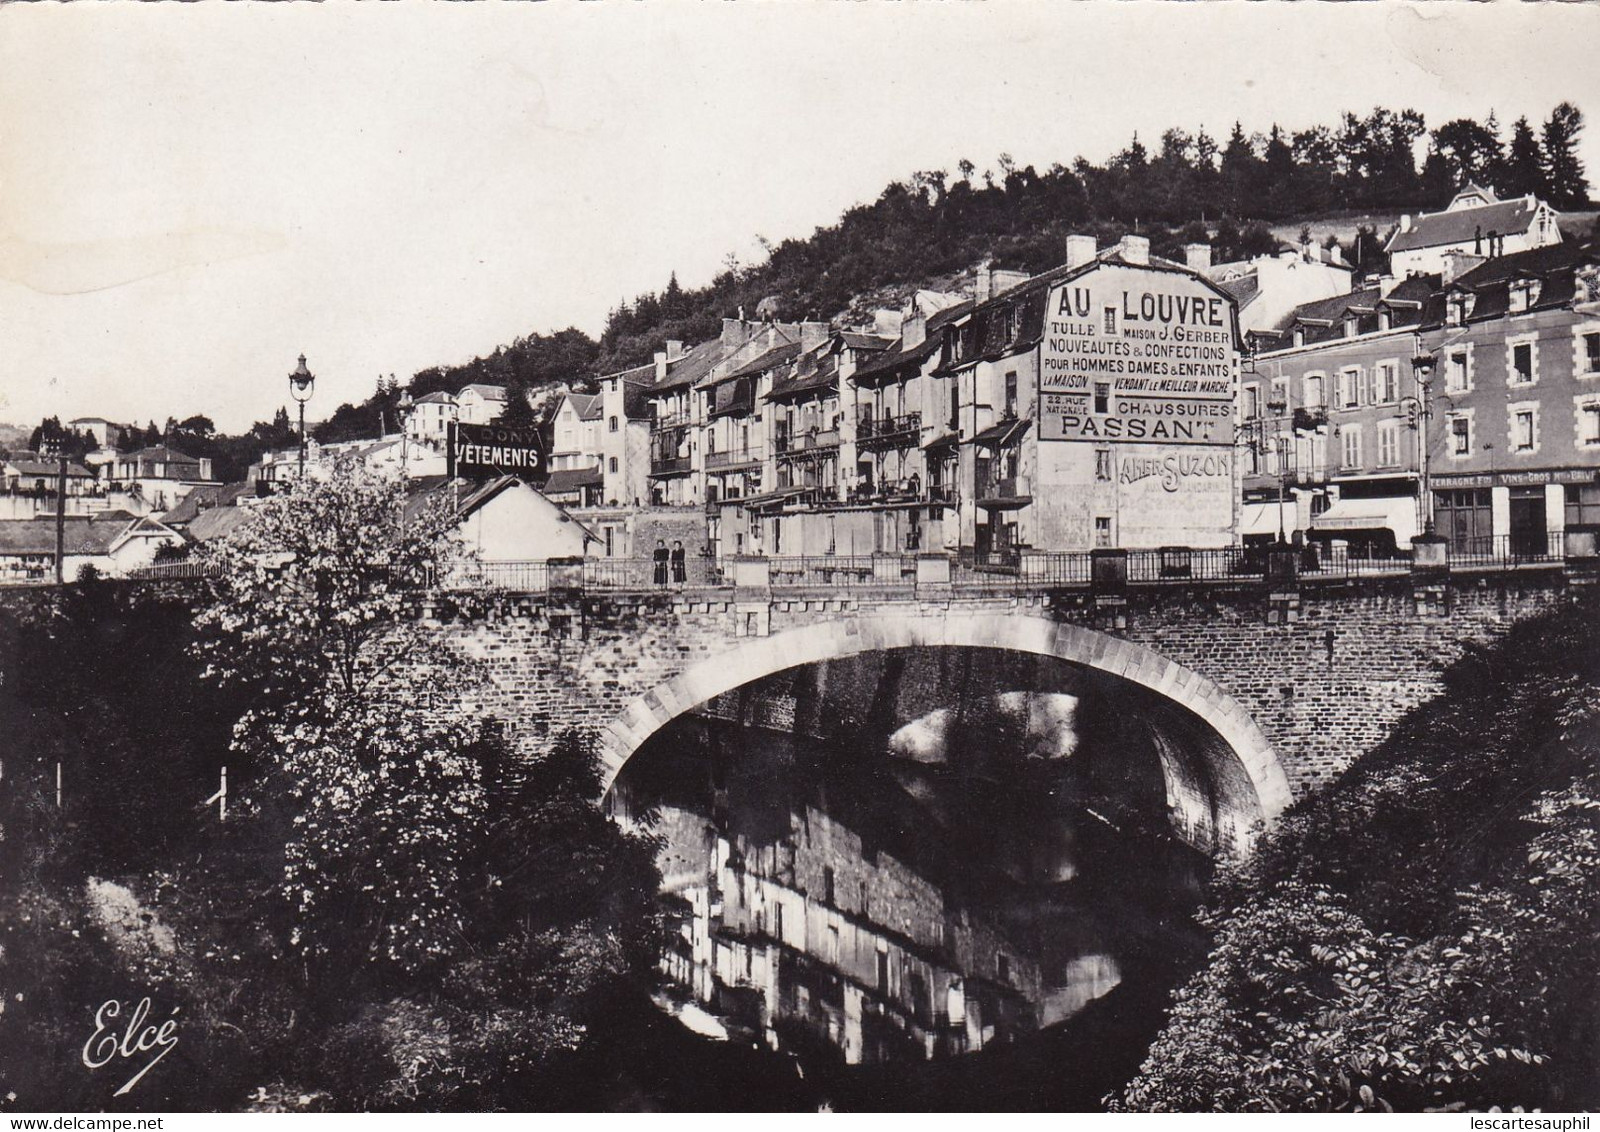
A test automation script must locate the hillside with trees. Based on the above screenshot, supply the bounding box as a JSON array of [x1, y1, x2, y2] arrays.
[[1114, 595, 1600, 1113], [386, 102, 1590, 417]]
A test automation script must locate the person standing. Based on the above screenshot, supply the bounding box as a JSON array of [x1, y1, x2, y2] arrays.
[[652, 539, 670, 587], [670, 540, 687, 586]]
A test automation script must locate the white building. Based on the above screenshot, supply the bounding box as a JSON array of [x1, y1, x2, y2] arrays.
[[456, 384, 509, 425], [1385, 183, 1562, 279], [1206, 241, 1355, 337], [405, 391, 457, 446]]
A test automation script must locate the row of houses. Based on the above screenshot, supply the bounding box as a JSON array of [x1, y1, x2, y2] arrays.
[[535, 183, 1592, 565]]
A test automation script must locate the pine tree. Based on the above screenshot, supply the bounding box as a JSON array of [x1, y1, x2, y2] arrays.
[[1541, 102, 1589, 210], [1501, 117, 1547, 199]]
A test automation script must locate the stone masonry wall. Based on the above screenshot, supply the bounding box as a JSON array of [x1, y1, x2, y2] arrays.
[[442, 569, 1587, 811]]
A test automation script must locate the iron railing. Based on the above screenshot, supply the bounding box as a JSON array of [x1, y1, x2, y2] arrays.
[[1450, 531, 1567, 568], [705, 448, 762, 470]]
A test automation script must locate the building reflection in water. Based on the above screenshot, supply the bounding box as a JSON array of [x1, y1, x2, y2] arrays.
[[612, 652, 1206, 1071]]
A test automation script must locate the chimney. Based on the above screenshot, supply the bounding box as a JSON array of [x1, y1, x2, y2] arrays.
[[1399, 214, 1413, 234], [666, 339, 685, 361], [1184, 243, 1213, 273], [721, 318, 745, 345], [654, 350, 668, 382], [800, 321, 829, 352], [199, 457, 213, 481], [1441, 250, 1486, 286], [1118, 234, 1150, 266], [1065, 234, 1097, 268], [872, 309, 904, 338], [1377, 273, 1398, 298]]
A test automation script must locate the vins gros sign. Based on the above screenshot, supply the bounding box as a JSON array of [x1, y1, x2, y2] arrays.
[[448, 421, 543, 478], [1040, 267, 1238, 446]]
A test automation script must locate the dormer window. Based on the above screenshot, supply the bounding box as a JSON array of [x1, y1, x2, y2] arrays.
[[1447, 292, 1474, 327], [1378, 308, 1392, 331], [1509, 278, 1541, 314], [1344, 315, 1358, 339], [1293, 326, 1306, 348], [1577, 266, 1600, 305]]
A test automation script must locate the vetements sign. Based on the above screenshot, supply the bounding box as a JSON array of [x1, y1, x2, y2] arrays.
[[1040, 269, 1238, 446], [448, 421, 543, 478]]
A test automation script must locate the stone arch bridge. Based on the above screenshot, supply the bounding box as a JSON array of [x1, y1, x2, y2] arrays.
[[436, 554, 1593, 856]]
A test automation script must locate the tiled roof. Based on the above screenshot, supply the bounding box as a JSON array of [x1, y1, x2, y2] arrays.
[[459, 384, 508, 400], [562, 392, 603, 421], [6, 459, 92, 478], [719, 341, 803, 384], [160, 481, 250, 525], [122, 446, 199, 465], [542, 466, 604, 493], [766, 355, 839, 401], [853, 300, 976, 382], [1218, 274, 1261, 309], [0, 515, 129, 557], [413, 391, 456, 405], [838, 332, 894, 352], [1386, 196, 1546, 254], [650, 339, 732, 393], [186, 505, 253, 544]]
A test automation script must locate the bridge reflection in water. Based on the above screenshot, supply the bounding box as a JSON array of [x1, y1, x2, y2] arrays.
[[610, 647, 1215, 1081]]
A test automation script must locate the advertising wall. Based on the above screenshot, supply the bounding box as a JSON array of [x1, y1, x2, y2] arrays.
[[1030, 265, 1240, 550], [1040, 267, 1236, 447]]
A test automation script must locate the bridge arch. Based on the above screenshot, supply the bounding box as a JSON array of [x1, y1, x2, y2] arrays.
[[598, 609, 1293, 855]]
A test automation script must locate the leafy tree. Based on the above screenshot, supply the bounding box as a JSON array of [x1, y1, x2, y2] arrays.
[[1541, 101, 1589, 209], [1431, 117, 1504, 190], [26, 417, 95, 461], [1116, 595, 1600, 1112]]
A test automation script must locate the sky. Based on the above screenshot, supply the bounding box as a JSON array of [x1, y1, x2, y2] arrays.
[[2, 0, 1598, 435]]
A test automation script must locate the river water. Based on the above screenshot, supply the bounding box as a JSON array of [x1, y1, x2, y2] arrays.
[[607, 650, 1215, 1110]]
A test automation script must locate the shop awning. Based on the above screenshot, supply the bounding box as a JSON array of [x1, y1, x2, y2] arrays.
[[1310, 495, 1419, 543], [971, 418, 1031, 448], [1240, 501, 1290, 538]]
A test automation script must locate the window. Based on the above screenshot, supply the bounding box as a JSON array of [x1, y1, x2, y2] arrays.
[[1449, 414, 1472, 456], [1004, 371, 1018, 418], [823, 867, 835, 906], [1375, 361, 1399, 404], [1508, 338, 1537, 386], [608, 456, 618, 473], [1103, 306, 1117, 335], [1341, 424, 1363, 470], [1447, 292, 1473, 327], [1344, 315, 1358, 339], [1243, 383, 1260, 420], [604, 527, 614, 556], [1580, 331, 1600, 376], [1340, 367, 1362, 409], [997, 954, 1011, 984], [949, 383, 960, 428], [1304, 374, 1325, 408], [1509, 279, 1540, 313], [1510, 404, 1538, 453], [1377, 421, 1400, 468], [1579, 401, 1600, 447], [1567, 484, 1600, 529], [1094, 382, 1110, 415], [609, 415, 619, 432], [1270, 377, 1291, 414], [1094, 516, 1112, 548], [1094, 448, 1112, 481], [1446, 349, 1472, 393]]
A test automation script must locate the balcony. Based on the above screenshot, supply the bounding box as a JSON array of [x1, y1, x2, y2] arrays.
[[1293, 406, 1329, 432], [648, 453, 693, 477], [976, 474, 1031, 509], [705, 448, 762, 471], [776, 428, 841, 457], [857, 411, 922, 450], [928, 482, 956, 504]]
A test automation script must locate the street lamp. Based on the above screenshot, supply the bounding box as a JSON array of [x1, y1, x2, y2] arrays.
[[289, 354, 315, 480], [1409, 342, 1438, 537]]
